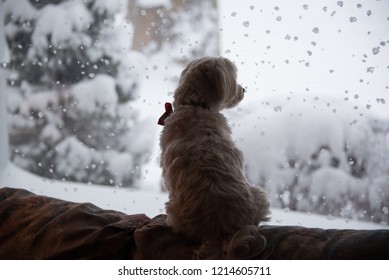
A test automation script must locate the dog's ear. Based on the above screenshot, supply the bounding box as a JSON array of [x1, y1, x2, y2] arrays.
[[195, 57, 240, 110], [173, 57, 218, 109], [214, 58, 240, 109]]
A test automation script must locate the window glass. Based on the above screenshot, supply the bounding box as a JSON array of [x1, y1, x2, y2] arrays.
[[1, 0, 388, 227], [219, 1, 389, 225]]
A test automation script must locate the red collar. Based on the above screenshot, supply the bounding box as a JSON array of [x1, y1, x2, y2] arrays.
[[158, 102, 173, 126]]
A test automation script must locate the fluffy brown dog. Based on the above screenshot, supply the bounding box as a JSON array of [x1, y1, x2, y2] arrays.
[[159, 57, 270, 259]]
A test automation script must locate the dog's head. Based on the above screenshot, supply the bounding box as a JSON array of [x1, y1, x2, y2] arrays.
[[173, 57, 244, 111]]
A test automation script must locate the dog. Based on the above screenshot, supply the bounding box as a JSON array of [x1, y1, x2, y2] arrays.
[[159, 57, 270, 259]]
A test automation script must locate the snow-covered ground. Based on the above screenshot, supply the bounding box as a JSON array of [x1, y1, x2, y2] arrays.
[[1, 0, 389, 229]]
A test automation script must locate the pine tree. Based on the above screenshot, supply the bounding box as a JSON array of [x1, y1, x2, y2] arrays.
[[4, 0, 148, 187]]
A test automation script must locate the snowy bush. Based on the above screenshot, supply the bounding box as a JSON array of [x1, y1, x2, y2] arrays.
[[232, 96, 389, 223], [4, 0, 150, 187]]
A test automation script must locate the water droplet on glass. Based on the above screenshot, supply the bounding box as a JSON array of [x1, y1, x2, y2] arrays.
[[372, 47, 380, 55], [349, 17, 357, 23], [350, 119, 358, 125], [366, 66, 375, 73], [274, 106, 282, 112]]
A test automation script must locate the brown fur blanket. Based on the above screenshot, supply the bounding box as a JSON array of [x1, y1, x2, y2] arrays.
[[0, 187, 388, 259]]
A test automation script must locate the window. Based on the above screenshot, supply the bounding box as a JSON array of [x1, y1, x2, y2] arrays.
[[1, 0, 388, 228]]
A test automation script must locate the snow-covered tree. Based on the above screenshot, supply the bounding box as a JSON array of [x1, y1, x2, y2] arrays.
[[4, 0, 151, 187], [167, 0, 219, 62]]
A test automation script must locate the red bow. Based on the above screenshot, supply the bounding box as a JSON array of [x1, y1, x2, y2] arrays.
[[158, 102, 173, 126]]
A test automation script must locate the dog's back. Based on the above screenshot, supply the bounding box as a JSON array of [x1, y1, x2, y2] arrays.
[[159, 57, 270, 259], [160, 106, 269, 259]]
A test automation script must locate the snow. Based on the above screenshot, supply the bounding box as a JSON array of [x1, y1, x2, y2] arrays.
[[1, 0, 35, 23], [90, 14, 134, 62], [126, 117, 158, 159], [230, 95, 375, 177], [103, 150, 134, 184], [40, 124, 62, 143], [136, 0, 171, 8], [19, 90, 59, 116], [310, 167, 365, 200], [30, 2, 93, 54], [369, 177, 389, 211], [68, 74, 118, 117], [92, 0, 128, 14], [54, 137, 92, 180], [115, 50, 147, 96]]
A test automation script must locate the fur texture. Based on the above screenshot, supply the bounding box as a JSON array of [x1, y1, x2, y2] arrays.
[[160, 57, 270, 259]]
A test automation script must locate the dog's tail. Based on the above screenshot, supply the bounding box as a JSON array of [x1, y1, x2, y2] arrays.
[[195, 226, 267, 259]]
